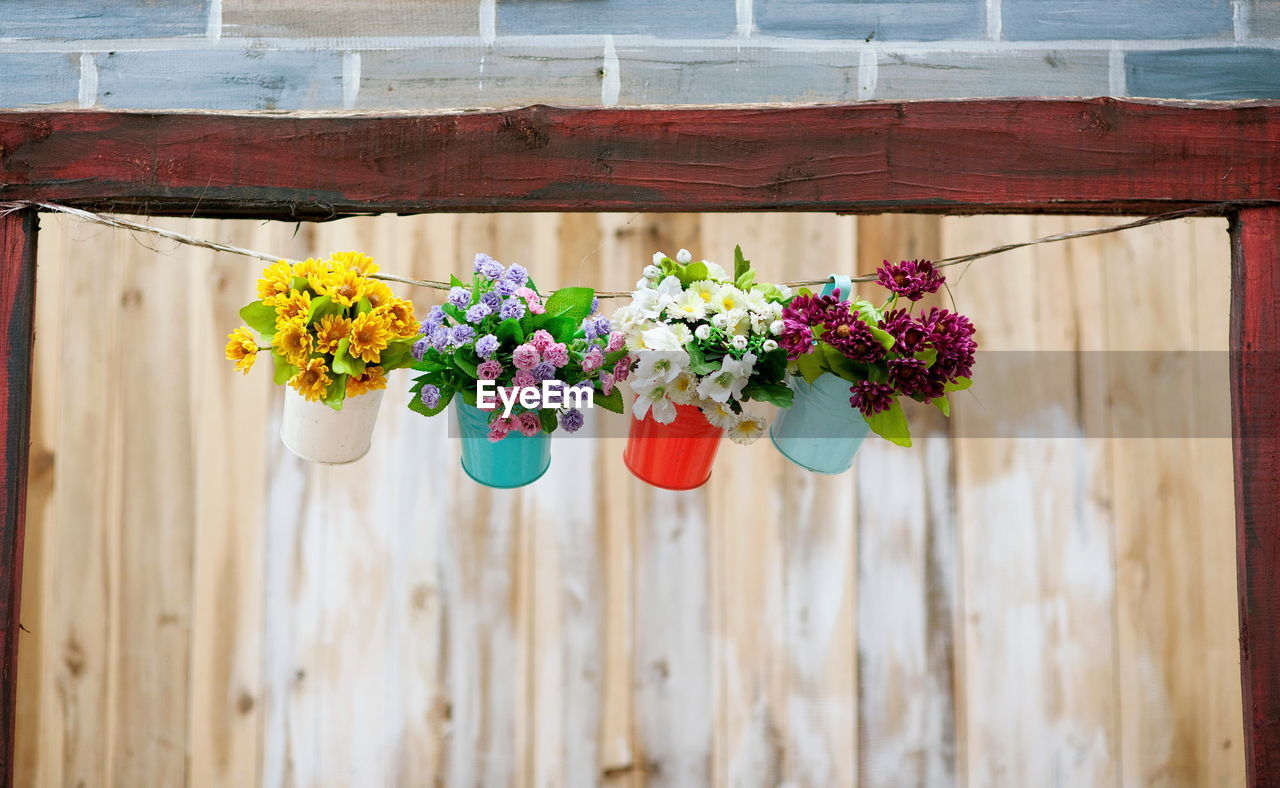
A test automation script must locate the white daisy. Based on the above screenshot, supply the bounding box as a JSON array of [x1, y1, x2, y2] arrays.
[[641, 323, 690, 352], [727, 413, 768, 445], [713, 284, 746, 314], [695, 352, 756, 403], [742, 289, 770, 315], [666, 289, 707, 321], [690, 281, 718, 307], [635, 350, 687, 383], [667, 371, 698, 404], [632, 378, 677, 424], [701, 399, 739, 430]]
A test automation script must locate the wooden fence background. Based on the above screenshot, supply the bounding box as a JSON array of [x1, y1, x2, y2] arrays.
[[13, 211, 1242, 787]]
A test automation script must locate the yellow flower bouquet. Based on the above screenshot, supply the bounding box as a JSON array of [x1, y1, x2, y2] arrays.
[[226, 252, 420, 463]]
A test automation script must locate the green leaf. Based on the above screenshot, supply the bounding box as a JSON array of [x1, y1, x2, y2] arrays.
[[449, 273, 466, 289], [735, 269, 756, 291], [595, 386, 625, 414], [240, 301, 278, 334], [544, 287, 595, 322], [931, 395, 951, 417], [867, 325, 896, 352], [796, 351, 826, 384], [686, 343, 716, 375], [944, 376, 973, 392], [496, 317, 524, 344], [441, 303, 465, 323], [865, 400, 912, 447], [290, 275, 310, 293], [322, 373, 348, 411], [460, 386, 478, 407], [272, 352, 298, 385], [378, 338, 416, 372], [539, 409, 558, 434], [820, 344, 861, 382], [743, 381, 794, 408], [307, 294, 344, 324], [408, 384, 454, 418], [453, 351, 478, 379], [915, 348, 938, 368], [355, 296, 373, 316], [852, 299, 883, 324], [331, 338, 366, 376], [544, 316, 578, 342], [757, 348, 788, 382], [679, 261, 709, 285], [733, 245, 750, 283], [604, 348, 629, 368]]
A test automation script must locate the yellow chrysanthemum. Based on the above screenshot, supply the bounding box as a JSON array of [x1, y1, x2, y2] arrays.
[[348, 311, 393, 364], [290, 358, 332, 402], [256, 260, 295, 304], [317, 267, 367, 308], [274, 290, 313, 327], [363, 280, 395, 310], [313, 314, 352, 355], [224, 326, 259, 374], [346, 366, 387, 398], [330, 251, 378, 275], [375, 299, 419, 338], [292, 257, 331, 288], [273, 316, 313, 367]]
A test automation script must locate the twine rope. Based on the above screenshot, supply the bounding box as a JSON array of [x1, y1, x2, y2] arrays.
[[0, 200, 1252, 298]]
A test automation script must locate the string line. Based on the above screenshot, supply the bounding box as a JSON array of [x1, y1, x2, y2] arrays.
[[0, 199, 1252, 298]]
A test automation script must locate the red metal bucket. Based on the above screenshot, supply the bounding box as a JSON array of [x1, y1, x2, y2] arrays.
[[623, 403, 724, 490]]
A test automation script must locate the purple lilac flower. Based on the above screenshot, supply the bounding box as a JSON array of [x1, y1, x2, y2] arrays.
[[419, 384, 441, 409], [477, 359, 502, 380], [876, 259, 944, 302], [447, 286, 471, 309], [822, 311, 883, 363], [499, 297, 526, 320], [480, 290, 502, 310], [473, 253, 495, 274], [544, 342, 570, 368], [424, 305, 446, 328], [428, 325, 450, 350], [465, 302, 492, 324], [474, 253, 505, 280], [506, 263, 529, 287], [512, 343, 539, 370], [475, 333, 499, 359], [412, 337, 430, 360], [590, 296, 600, 314], [559, 408, 585, 433], [449, 324, 475, 348], [598, 370, 615, 396], [531, 361, 557, 381], [849, 380, 895, 416], [495, 277, 519, 296]]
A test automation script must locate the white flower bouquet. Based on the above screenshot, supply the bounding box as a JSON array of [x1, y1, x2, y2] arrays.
[[611, 247, 794, 445]]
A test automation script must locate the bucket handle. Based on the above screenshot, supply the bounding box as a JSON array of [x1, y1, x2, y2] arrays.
[[821, 274, 854, 303]]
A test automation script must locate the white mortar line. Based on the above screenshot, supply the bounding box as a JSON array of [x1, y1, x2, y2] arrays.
[[986, 0, 1002, 40], [480, 0, 496, 45], [206, 0, 222, 41], [736, 0, 754, 38], [78, 53, 98, 108], [602, 34, 620, 106], [858, 46, 877, 100], [342, 51, 361, 109], [1234, 0, 1250, 41], [1108, 46, 1126, 96]]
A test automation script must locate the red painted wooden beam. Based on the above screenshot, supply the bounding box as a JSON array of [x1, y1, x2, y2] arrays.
[[0, 99, 1278, 219], [0, 210, 35, 787], [1232, 207, 1280, 788]]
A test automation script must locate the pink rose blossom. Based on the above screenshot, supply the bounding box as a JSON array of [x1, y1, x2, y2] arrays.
[[512, 343, 539, 370], [613, 356, 632, 382], [514, 369, 537, 389], [529, 329, 555, 352], [487, 418, 512, 443], [599, 370, 615, 396], [516, 412, 542, 437], [477, 359, 502, 380], [581, 346, 604, 373], [606, 331, 625, 352], [544, 342, 570, 368], [517, 287, 546, 315]]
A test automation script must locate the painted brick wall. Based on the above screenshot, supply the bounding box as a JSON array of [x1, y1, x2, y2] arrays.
[[0, 0, 1275, 110]]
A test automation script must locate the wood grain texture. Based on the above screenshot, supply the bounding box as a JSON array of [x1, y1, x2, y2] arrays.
[[0, 210, 35, 787], [1, 100, 1280, 218], [1231, 206, 1280, 788]]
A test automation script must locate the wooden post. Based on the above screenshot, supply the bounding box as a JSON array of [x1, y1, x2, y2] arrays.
[[0, 209, 36, 788], [1231, 207, 1280, 787]]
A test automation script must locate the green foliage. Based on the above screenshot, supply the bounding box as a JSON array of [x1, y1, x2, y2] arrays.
[[306, 295, 338, 323], [240, 301, 278, 334], [290, 276, 310, 293], [867, 325, 896, 352], [931, 396, 951, 417], [272, 352, 297, 385], [915, 348, 938, 368], [944, 376, 972, 392], [377, 338, 417, 372], [441, 303, 464, 323], [543, 316, 578, 342], [733, 245, 750, 283], [322, 373, 348, 411], [543, 286, 595, 322], [331, 338, 366, 376], [743, 381, 793, 408], [686, 343, 717, 375], [852, 299, 883, 324], [496, 317, 524, 344], [595, 386, 625, 414], [452, 350, 478, 379], [680, 261, 709, 285], [355, 296, 373, 316], [538, 409, 558, 434], [408, 383, 454, 418], [821, 344, 860, 382], [795, 351, 826, 384], [865, 400, 912, 447]]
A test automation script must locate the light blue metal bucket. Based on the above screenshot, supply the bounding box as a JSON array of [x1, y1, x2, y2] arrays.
[[454, 401, 551, 489], [769, 274, 871, 474]]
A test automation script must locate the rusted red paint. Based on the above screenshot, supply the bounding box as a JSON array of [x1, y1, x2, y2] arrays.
[[0, 99, 1278, 219], [1231, 206, 1280, 788], [0, 210, 35, 786]]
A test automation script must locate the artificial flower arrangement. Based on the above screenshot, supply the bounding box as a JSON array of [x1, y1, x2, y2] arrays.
[[774, 259, 975, 453], [406, 253, 629, 488], [226, 252, 421, 463]]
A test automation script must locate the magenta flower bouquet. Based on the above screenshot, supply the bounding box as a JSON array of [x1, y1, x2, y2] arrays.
[[777, 259, 976, 447]]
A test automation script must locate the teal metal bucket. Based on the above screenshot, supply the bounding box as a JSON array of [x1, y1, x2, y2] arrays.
[[454, 401, 551, 488], [769, 373, 871, 474]]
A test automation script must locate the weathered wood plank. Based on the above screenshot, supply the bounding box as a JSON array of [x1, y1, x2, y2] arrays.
[[1, 100, 1279, 218], [1230, 206, 1280, 788], [0, 210, 35, 787]]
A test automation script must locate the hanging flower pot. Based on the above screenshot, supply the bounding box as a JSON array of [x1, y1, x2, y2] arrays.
[[623, 402, 724, 490], [769, 373, 870, 474], [280, 387, 385, 464], [454, 400, 551, 488]]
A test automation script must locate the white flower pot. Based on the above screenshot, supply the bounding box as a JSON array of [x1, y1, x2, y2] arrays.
[[280, 388, 384, 465]]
